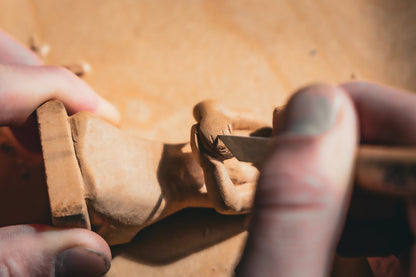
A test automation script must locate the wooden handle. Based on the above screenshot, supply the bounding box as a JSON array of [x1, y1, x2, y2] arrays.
[[37, 101, 91, 229], [356, 145, 416, 196]]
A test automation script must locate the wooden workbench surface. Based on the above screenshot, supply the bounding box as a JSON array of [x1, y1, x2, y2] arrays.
[[1, 0, 415, 276]]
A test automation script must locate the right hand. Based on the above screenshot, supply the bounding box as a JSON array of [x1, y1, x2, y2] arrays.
[[236, 82, 416, 277]]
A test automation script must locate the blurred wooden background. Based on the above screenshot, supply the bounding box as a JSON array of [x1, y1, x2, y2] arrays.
[[1, 0, 416, 276]]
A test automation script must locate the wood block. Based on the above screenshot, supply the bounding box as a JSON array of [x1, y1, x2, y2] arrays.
[[37, 100, 90, 229]]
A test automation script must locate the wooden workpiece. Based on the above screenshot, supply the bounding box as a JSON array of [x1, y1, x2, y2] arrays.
[[37, 101, 90, 229], [38, 99, 262, 245], [2, 1, 416, 276]]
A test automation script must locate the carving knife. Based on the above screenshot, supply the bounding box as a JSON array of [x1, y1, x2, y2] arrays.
[[218, 135, 269, 164], [218, 135, 416, 197]]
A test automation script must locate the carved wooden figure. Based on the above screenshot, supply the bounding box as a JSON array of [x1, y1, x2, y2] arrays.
[[37, 100, 268, 245]]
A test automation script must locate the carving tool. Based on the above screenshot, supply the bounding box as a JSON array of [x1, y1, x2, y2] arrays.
[[219, 135, 416, 197]]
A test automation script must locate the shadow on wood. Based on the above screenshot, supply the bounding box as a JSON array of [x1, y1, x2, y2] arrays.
[[111, 208, 249, 265]]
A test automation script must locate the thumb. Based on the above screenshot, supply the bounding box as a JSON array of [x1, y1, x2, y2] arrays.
[[236, 84, 358, 276], [0, 224, 111, 277]]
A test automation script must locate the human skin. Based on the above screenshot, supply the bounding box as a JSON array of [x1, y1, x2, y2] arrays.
[[0, 28, 261, 272], [2, 28, 415, 276], [0, 30, 118, 276], [236, 82, 416, 277]]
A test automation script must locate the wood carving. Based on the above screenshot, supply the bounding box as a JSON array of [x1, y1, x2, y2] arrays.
[[38, 100, 269, 245], [191, 100, 270, 214]]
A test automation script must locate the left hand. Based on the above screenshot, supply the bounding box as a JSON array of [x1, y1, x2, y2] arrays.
[[0, 29, 118, 276]]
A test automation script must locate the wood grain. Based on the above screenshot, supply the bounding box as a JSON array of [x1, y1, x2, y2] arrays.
[[37, 100, 90, 229], [2, 0, 416, 276]]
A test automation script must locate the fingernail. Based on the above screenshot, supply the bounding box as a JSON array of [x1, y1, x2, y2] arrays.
[[281, 85, 341, 135], [55, 247, 111, 277]]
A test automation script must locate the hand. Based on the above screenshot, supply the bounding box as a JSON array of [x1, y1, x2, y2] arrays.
[[236, 82, 416, 276], [0, 30, 118, 276]]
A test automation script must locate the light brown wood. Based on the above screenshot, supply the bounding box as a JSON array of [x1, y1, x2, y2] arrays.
[[356, 146, 416, 196], [191, 100, 266, 214], [3, 0, 415, 275], [71, 111, 169, 245], [37, 100, 90, 229], [28, 34, 50, 58], [64, 61, 91, 77], [38, 100, 260, 245]]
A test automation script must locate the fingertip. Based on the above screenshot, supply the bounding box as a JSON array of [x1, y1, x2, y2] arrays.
[[55, 247, 110, 277], [339, 81, 416, 145], [0, 30, 43, 66], [94, 97, 121, 126], [239, 83, 358, 276], [48, 228, 112, 261], [0, 225, 111, 276], [41, 227, 112, 276], [26, 225, 112, 263], [276, 83, 345, 136], [339, 80, 374, 90], [339, 81, 377, 99], [48, 228, 112, 277]]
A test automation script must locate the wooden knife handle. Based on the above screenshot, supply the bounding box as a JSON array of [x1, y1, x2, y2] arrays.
[[356, 145, 416, 196]]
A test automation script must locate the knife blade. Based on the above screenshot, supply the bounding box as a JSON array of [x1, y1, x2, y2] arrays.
[[218, 135, 269, 164]]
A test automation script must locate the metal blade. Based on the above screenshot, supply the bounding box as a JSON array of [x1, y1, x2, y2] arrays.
[[218, 135, 270, 164]]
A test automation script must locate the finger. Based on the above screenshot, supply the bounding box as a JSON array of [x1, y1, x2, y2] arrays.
[[339, 81, 416, 264], [340, 81, 416, 146], [0, 64, 120, 126], [0, 30, 42, 65], [236, 84, 358, 276], [0, 224, 111, 276]]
